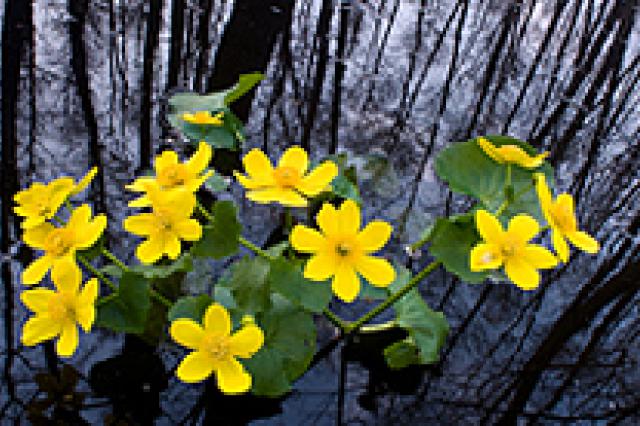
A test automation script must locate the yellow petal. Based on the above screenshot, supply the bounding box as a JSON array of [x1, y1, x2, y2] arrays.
[[469, 243, 503, 271], [174, 219, 202, 241], [20, 215, 46, 230], [22, 315, 61, 346], [176, 350, 215, 383], [22, 255, 53, 285], [295, 161, 338, 196], [204, 304, 231, 336], [338, 199, 360, 235], [304, 253, 337, 281], [234, 171, 264, 190], [242, 149, 275, 184], [186, 141, 212, 175], [155, 150, 179, 172], [475, 210, 504, 244], [126, 176, 156, 193], [535, 173, 555, 225], [124, 213, 157, 236], [51, 257, 81, 294], [246, 188, 307, 207], [136, 237, 164, 264], [56, 322, 79, 357], [165, 235, 182, 260], [496, 145, 546, 169], [67, 204, 92, 230], [507, 214, 540, 243], [22, 222, 55, 249], [278, 146, 308, 176], [128, 195, 151, 208], [477, 137, 504, 163], [504, 257, 540, 290], [356, 221, 392, 253], [76, 306, 95, 333], [71, 167, 98, 195], [290, 225, 326, 253], [552, 230, 570, 263], [554, 194, 577, 230], [521, 245, 558, 269], [355, 255, 395, 287], [170, 319, 205, 350], [21, 288, 56, 314], [215, 357, 252, 394], [566, 230, 599, 254], [229, 324, 264, 358], [75, 214, 107, 250], [332, 263, 360, 303], [79, 277, 99, 307], [316, 202, 339, 237]]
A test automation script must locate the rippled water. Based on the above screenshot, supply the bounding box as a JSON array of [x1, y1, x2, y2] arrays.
[[1, 0, 639, 424]]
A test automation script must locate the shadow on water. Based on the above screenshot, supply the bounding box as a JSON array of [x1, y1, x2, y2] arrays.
[[1, 0, 640, 424]]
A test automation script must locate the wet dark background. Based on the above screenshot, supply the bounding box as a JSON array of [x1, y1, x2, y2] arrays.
[[1, 0, 639, 424]]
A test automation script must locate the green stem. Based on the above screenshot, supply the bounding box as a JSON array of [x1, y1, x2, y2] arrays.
[[77, 255, 117, 292], [359, 320, 397, 333], [323, 308, 348, 330], [101, 248, 129, 272], [196, 200, 274, 261], [345, 260, 440, 334]]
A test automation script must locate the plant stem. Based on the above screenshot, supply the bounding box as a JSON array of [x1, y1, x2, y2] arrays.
[[77, 255, 117, 291], [101, 248, 129, 272], [345, 260, 440, 334], [195, 200, 274, 261], [323, 308, 348, 330]]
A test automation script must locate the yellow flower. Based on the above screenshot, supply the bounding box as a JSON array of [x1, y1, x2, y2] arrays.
[[170, 303, 264, 394], [126, 142, 213, 207], [470, 210, 558, 290], [182, 111, 224, 125], [21, 205, 107, 285], [13, 177, 75, 229], [21, 263, 98, 357], [534, 174, 599, 263], [477, 137, 549, 169], [234, 146, 338, 207], [70, 167, 98, 196], [124, 187, 201, 264], [290, 200, 395, 303]]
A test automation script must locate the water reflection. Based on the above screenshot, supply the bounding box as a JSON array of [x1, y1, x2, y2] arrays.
[[1, 0, 639, 424]]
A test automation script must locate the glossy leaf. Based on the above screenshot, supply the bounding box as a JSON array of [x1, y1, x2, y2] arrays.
[[384, 338, 422, 370], [268, 258, 332, 313], [131, 254, 193, 279], [97, 272, 151, 334], [167, 295, 213, 322], [220, 257, 271, 315], [223, 72, 264, 105], [191, 201, 241, 259]]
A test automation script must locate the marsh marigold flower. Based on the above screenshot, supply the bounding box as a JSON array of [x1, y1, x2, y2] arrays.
[[477, 137, 549, 169], [290, 200, 395, 303], [170, 303, 264, 394], [126, 142, 213, 207], [182, 111, 224, 125], [470, 210, 557, 290], [234, 146, 338, 207], [14, 177, 75, 229], [124, 186, 201, 264], [21, 205, 107, 285], [535, 174, 599, 263], [21, 264, 98, 357]]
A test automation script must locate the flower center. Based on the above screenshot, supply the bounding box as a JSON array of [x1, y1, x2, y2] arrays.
[[153, 208, 173, 231], [37, 201, 51, 217], [273, 166, 300, 188], [335, 241, 353, 257], [44, 229, 75, 257], [48, 293, 76, 322], [500, 237, 521, 258], [201, 334, 230, 361], [157, 164, 188, 188], [551, 204, 574, 232]]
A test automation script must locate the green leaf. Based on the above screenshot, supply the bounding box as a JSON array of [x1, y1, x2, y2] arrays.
[[434, 135, 553, 221], [97, 272, 151, 334], [213, 286, 236, 310], [181, 119, 237, 149], [221, 257, 271, 315], [191, 201, 241, 259], [223, 72, 264, 105], [384, 338, 422, 369], [389, 266, 449, 365], [265, 241, 289, 258], [244, 295, 316, 396], [268, 258, 332, 313], [428, 215, 488, 283], [130, 254, 193, 279], [204, 173, 230, 193], [331, 173, 361, 204], [167, 295, 213, 322], [100, 264, 122, 279], [360, 281, 389, 301]]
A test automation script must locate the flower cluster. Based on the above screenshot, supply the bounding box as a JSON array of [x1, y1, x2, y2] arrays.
[[14, 168, 104, 357], [471, 138, 600, 289]]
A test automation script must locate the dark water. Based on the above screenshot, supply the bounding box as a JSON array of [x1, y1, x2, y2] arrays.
[[1, 0, 639, 424]]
